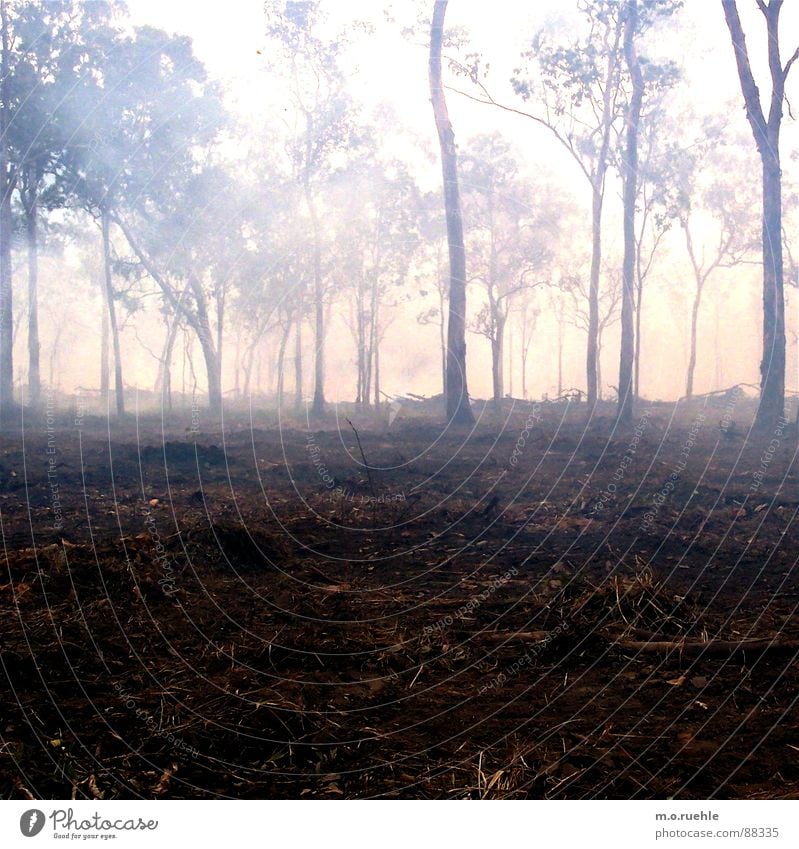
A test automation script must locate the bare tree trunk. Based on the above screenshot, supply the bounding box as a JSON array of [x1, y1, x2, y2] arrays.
[[0, 0, 14, 420], [304, 180, 326, 417], [275, 320, 291, 407], [101, 208, 125, 417], [585, 18, 621, 413], [714, 305, 721, 391], [257, 341, 265, 396], [159, 314, 181, 412], [507, 317, 513, 398], [429, 0, 474, 425], [355, 294, 364, 405], [634, 274, 643, 399], [188, 273, 222, 416], [181, 330, 187, 400], [372, 299, 381, 408], [373, 333, 381, 409], [233, 327, 241, 398], [597, 337, 603, 400], [522, 341, 530, 400], [586, 183, 602, 411], [241, 336, 257, 398], [557, 320, 563, 398], [521, 342, 528, 401], [184, 329, 199, 400], [491, 336, 501, 412], [215, 286, 224, 389], [760, 154, 786, 424], [722, 0, 792, 431], [100, 298, 109, 402], [366, 277, 379, 408], [438, 286, 446, 395], [49, 323, 64, 390], [491, 314, 506, 412], [617, 0, 643, 426], [27, 211, 42, 407], [685, 279, 705, 400], [520, 304, 536, 400], [23, 174, 41, 408], [294, 314, 303, 409]]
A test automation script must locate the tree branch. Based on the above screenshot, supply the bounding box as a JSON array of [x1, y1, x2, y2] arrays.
[[113, 213, 200, 332], [721, 0, 768, 147], [443, 83, 594, 186], [784, 45, 799, 80]]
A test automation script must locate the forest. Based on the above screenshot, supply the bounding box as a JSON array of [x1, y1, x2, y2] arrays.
[[0, 0, 798, 801]]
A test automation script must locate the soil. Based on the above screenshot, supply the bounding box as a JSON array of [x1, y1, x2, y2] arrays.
[[1, 395, 798, 799]]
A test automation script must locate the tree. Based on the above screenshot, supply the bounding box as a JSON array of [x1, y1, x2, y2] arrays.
[[232, 168, 306, 406], [565, 266, 623, 399], [429, 0, 474, 425], [668, 121, 758, 399], [512, 2, 625, 411], [115, 165, 241, 417], [7, 1, 116, 409], [514, 290, 541, 400], [616, 0, 645, 424], [415, 191, 449, 396], [0, 0, 13, 419], [449, 1, 679, 412], [65, 23, 225, 415], [265, 0, 360, 418], [333, 159, 419, 407], [722, 0, 799, 430], [632, 110, 680, 400], [462, 133, 559, 411], [680, 186, 754, 399]]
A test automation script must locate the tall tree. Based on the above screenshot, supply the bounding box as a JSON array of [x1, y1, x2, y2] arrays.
[[679, 182, 754, 399], [0, 0, 13, 420], [462, 133, 560, 411], [668, 120, 758, 399], [722, 0, 798, 429], [333, 159, 418, 407], [115, 165, 241, 417], [415, 191, 449, 396], [265, 0, 359, 418], [65, 23, 224, 415], [454, 1, 678, 410], [632, 111, 681, 400], [9, 1, 115, 409], [617, 0, 645, 424], [429, 0, 474, 425], [565, 266, 623, 399], [512, 3, 625, 412]]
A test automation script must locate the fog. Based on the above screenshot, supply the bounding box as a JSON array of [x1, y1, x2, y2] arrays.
[[5, 1, 799, 807], [2, 0, 798, 415]]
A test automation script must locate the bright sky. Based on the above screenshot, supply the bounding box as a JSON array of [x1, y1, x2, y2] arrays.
[[122, 0, 799, 175]]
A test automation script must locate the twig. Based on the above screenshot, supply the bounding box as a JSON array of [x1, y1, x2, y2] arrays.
[[346, 418, 376, 502]]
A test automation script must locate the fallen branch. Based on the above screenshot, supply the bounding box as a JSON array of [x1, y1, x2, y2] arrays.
[[480, 629, 799, 656], [480, 630, 552, 642], [613, 637, 799, 656]]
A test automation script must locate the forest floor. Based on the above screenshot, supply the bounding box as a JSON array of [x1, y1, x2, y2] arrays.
[[1, 393, 798, 799]]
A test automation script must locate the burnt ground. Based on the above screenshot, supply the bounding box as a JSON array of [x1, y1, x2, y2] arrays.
[[1, 395, 798, 799]]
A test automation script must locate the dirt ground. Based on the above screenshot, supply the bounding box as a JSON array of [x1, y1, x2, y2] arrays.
[[1, 393, 798, 799]]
